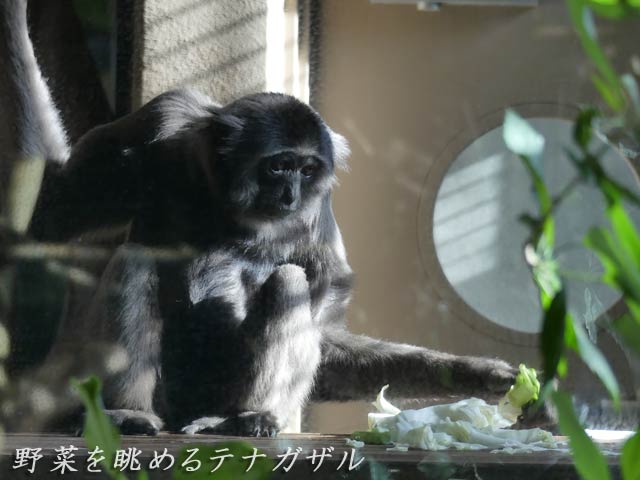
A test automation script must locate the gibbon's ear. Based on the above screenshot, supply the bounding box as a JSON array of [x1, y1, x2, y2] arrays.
[[209, 110, 245, 155], [192, 110, 245, 192], [329, 129, 350, 171]]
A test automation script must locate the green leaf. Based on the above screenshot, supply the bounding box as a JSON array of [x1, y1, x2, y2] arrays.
[[503, 109, 546, 166], [557, 356, 569, 378], [173, 442, 273, 480], [568, 0, 627, 112], [622, 431, 640, 480], [533, 256, 562, 300], [585, 227, 640, 302], [564, 313, 579, 351], [137, 471, 149, 480], [505, 364, 540, 407], [503, 110, 555, 251], [585, 0, 640, 18], [608, 179, 640, 208], [352, 430, 393, 445], [611, 313, 640, 355], [607, 199, 640, 267], [540, 289, 568, 385], [503, 110, 555, 247], [574, 108, 599, 150], [582, 153, 640, 208], [622, 74, 640, 112], [552, 390, 612, 480], [569, 316, 620, 407], [628, 298, 640, 321], [593, 74, 625, 112], [71, 377, 125, 480]]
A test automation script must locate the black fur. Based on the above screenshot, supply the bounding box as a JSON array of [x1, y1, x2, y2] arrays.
[[5, 0, 519, 437]]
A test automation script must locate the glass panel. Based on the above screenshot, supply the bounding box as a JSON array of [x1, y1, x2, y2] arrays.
[[433, 118, 640, 333]]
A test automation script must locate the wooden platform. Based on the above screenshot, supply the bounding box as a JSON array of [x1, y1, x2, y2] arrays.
[[1, 433, 623, 479]]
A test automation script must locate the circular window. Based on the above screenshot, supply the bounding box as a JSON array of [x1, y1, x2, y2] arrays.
[[421, 110, 640, 341]]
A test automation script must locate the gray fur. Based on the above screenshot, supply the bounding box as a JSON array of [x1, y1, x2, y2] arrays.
[[328, 129, 350, 171], [241, 265, 321, 425], [5, 2, 520, 437], [150, 88, 225, 143], [103, 409, 163, 436], [0, 0, 69, 162]]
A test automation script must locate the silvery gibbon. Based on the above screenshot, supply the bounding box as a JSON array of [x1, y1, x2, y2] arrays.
[[3, 0, 518, 436]]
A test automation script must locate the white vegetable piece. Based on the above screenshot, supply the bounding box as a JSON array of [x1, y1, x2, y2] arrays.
[[366, 385, 557, 452]]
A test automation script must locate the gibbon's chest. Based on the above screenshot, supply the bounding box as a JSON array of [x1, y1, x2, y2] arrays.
[[185, 246, 333, 321]]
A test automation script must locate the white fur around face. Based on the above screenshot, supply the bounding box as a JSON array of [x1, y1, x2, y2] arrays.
[[329, 129, 350, 171]]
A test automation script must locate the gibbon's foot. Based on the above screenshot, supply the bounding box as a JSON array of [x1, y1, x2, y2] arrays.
[[104, 409, 163, 435], [236, 412, 280, 437], [182, 412, 280, 437]]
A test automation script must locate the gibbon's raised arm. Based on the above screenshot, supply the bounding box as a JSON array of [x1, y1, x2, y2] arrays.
[[0, 0, 228, 242], [30, 89, 227, 243], [0, 0, 69, 166]]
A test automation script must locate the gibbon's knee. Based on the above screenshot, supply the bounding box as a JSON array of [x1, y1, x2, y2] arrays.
[[243, 264, 318, 362], [256, 264, 311, 322], [242, 265, 320, 424]]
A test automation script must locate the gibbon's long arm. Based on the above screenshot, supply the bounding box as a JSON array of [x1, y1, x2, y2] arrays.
[[0, 0, 69, 164], [313, 328, 517, 401]]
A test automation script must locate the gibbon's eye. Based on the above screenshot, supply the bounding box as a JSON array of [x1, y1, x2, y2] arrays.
[[269, 158, 285, 174], [301, 163, 318, 178]]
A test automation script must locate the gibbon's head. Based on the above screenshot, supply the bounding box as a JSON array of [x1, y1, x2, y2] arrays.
[[210, 93, 349, 225]]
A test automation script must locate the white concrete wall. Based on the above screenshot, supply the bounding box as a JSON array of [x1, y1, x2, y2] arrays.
[[132, 0, 269, 106]]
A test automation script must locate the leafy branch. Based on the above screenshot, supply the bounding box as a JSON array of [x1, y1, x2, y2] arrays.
[[504, 2, 640, 478]]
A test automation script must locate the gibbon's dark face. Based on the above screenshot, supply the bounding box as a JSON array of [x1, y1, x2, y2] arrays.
[[255, 149, 330, 218], [215, 93, 348, 223]]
